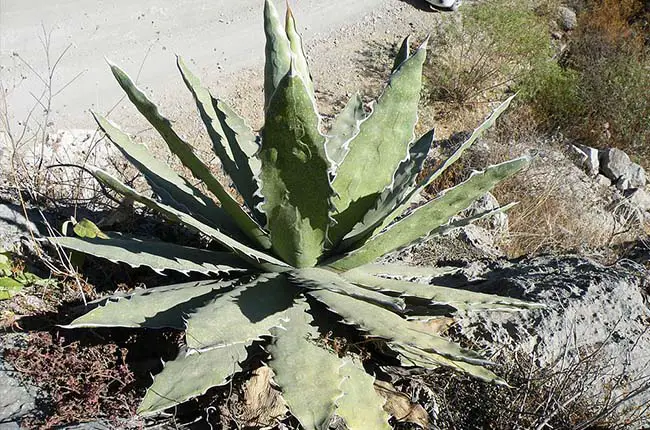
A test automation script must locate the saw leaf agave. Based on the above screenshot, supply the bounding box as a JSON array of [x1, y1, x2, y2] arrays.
[[53, 1, 540, 427]]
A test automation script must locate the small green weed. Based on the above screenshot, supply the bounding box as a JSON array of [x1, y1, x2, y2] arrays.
[[0, 249, 54, 300]]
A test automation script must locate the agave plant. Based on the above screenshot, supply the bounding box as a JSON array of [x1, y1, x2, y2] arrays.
[[52, 1, 539, 427]]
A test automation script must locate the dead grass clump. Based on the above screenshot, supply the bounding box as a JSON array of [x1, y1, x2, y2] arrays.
[[424, 346, 650, 429], [4, 331, 138, 428], [494, 159, 614, 258]]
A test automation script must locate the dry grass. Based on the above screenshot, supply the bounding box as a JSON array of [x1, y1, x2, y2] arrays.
[[494, 171, 613, 258]]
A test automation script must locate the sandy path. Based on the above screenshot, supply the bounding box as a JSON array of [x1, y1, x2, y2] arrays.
[[0, 0, 442, 131]]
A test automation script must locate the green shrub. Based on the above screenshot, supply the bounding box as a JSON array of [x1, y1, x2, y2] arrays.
[[51, 1, 538, 427], [425, 0, 552, 106], [577, 52, 650, 155], [518, 60, 583, 127], [521, 0, 650, 161]]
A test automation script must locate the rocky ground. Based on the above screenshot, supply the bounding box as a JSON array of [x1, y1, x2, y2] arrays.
[[1, 0, 650, 429]]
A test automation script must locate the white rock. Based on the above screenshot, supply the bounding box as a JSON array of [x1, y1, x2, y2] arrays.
[[626, 188, 650, 212], [461, 192, 508, 234], [628, 163, 647, 188], [599, 148, 646, 189], [458, 224, 504, 258], [595, 174, 612, 187], [0, 204, 40, 250], [616, 177, 631, 191], [558, 6, 577, 30], [457, 256, 650, 429], [600, 148, 631, 181], [572, 144, 599, 176]]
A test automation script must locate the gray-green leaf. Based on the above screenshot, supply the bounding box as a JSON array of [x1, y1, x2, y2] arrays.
[[308, 289, 488, 365], [93, 112, 235, 232], [259, 68, 332, 268], [108, 62, 271, 250], [342, 270, 543, 310], [382, 95, 517, 231], [325, 93, 365, 168], [64, 279, 236, 329], [264, 0, 291, 108], [336, 360, 390, 430], [339, 128, 435, 250], [177, 57, 264, 223], [185, 273, 296, 350], [330, 157, 529, 270], [329, 41, 427, 244], [138, 344, 249, 415], [50, 234, 251, 275], [268, 301, 342, 430], [86, 167, 288, 271], [290, 267, 405, 312]]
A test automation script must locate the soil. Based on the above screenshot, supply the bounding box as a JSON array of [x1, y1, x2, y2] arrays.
[[1, 0, 445, 132]]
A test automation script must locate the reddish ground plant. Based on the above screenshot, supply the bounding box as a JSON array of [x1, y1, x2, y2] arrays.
[[4, 331, 139, 428]]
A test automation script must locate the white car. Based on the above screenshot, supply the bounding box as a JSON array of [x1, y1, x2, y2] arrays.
[[425, 0, 462, 11]]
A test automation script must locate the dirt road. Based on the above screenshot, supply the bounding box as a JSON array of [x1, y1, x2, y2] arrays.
[[0, 0, 441, 130]]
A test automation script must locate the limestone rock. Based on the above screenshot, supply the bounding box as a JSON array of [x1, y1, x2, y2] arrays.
[[458, 223, 504, 258], [558, 6, 577, 31], [455, 256, 650, 429], [0, 204, 40, 250], [628, 163, 647, 188], [600, 148, 631, 181], [595, 174, 611, 187], [572, 144, 599, 176], [616, 177, 631, 191], [625, 188, 650, 212], [600, 148, 647, 189], [0, 335, 37, 425], [461, 191, 508, 234]]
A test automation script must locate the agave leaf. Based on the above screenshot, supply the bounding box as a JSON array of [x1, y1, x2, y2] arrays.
[[177, 58, 263, 222], [86, 167, 288, 271], [433, 202, 518, 239], [290, 267, 405, 312], [268, 301, 342, 430], [330, 157, 529, 271], [214, 99, 265, 223], [341, 270, 543, 310], [346, 263, 459, 278], [108, 62, 271, 250], [419, 94, 516, 191], [264, 0, 291, 108], [336, 360, 390, 430], [93, 112, 238, 232], [381, 95, 517, 232], [138, 343, 249, 416], [325, 93, 365, 167], [259, 67, 332, 268], [390, 343, 506, 384], [308, 289, 488, 365], [64, 279, 236, 329], [339, 128, 435, 250], [330, 40, 427, 243], [50, 234, 250, 275], [285, 6, 314, 98], [186, 273, 296, 350], [392, 35, 411, 72]]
